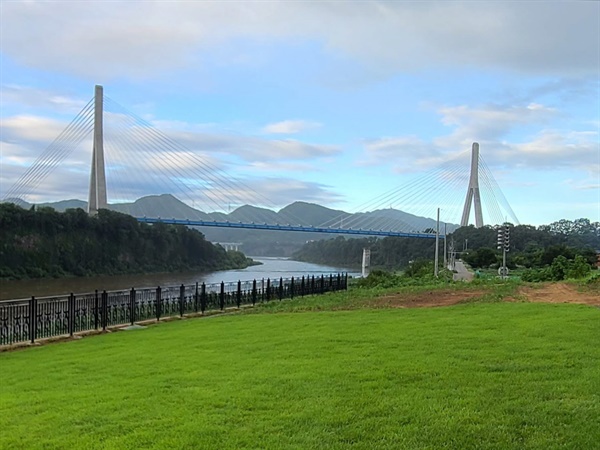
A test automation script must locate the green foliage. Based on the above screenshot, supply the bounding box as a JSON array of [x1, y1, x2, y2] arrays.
[[462, 247, 498, 268], [565, 254, 593, 279], [584, 271, 600, 286], [521, 267, 553, 282], [521, 254, 593, 282], [355, 270, 402, 288], [0, 203, 254, 280], [294, 235, 439, 270], [355, 260, 453, 290], [403, 258, 432, 277], [293, 218, 599, 274]]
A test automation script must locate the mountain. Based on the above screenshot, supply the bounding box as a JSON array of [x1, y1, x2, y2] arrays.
[[227, 205, 280, 224], [352, 209, 447, 234], [279, 201, 350, 226], [3, 198, 87, 212], [110, 194, 211, 220]]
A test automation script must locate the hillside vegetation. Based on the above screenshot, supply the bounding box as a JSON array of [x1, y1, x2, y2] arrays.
[[294, 219, 599, 276], [0, 203, 255, 280]]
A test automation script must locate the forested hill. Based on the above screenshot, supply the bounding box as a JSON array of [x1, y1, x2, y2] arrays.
[[0, 203, 255, 280], [294, 236, 438, 270], [293, 220, 600, 270]]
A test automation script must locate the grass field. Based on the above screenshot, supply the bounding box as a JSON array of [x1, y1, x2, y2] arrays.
[[1, 290, 599, 449]]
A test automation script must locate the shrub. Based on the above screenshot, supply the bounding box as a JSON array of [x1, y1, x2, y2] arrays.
[[356, 270, 402, 288]]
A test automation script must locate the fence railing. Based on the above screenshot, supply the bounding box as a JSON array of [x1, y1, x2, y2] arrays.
[[0, 273, 348, 347]]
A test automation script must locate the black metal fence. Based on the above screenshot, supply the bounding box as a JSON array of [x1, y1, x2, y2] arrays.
[[0, 273, 348, 347]]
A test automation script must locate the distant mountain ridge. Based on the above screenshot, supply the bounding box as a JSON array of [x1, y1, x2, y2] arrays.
[[4, 195, 458, 256]]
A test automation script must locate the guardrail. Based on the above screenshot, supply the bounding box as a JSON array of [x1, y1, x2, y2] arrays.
[[0, 273, 348, 347]]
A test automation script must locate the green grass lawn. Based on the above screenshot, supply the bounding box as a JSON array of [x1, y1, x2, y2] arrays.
[[1, 300, 599, 449]]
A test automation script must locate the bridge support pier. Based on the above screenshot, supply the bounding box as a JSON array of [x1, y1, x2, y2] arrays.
[[362, 248, 371, 278]]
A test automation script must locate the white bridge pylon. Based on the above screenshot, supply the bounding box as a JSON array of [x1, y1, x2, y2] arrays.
[[88, 85, 107, 215], [460, 142, 484, 228]]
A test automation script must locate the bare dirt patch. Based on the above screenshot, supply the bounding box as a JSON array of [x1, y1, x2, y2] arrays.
[[365, 282, 599, 309], [368, 289, 488, 308], [517, 283, 600, 307]]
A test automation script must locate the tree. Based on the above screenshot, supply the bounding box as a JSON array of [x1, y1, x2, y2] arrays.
[[463, 247, 498, 268]]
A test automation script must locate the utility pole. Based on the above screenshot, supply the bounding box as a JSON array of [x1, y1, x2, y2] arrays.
[[443, 222, 447, 269], [434, 208, 440, 278]]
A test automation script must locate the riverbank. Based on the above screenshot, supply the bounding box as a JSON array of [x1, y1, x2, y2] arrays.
[[0, 257, 358, 300]]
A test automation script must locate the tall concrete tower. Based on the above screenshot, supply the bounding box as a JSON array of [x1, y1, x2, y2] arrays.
[[460, 142, 483, 228], [88, 85, 107, 215]]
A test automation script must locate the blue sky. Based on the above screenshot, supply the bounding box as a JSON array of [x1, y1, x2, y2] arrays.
[[1, 1, 598, 226]]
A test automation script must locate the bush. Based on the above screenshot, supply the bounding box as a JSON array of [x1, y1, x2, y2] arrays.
[[356, 270, 402, 288], [404, 259, 434, 278], [521, 267, 553, 282], [565, 255, 592, 279], [522, 254, 593, 282]]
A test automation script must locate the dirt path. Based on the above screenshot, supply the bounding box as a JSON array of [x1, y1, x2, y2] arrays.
[[366, 282, 599, 309], [370, 289, 486, 308]]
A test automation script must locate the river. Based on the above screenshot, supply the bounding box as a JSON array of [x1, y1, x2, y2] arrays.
[[0, 257, 360, 301]]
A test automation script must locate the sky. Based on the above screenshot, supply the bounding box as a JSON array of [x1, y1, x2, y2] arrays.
[[1, 0, 599, 227]]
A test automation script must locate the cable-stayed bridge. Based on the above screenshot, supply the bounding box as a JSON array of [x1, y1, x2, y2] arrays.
[[2, 86, 519, 239]]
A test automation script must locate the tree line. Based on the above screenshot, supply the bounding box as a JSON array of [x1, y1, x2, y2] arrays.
[[293, 219, 599, 280], [0, 203, 255, 280]]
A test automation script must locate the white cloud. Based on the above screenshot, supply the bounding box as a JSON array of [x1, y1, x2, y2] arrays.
[[262, 120, 321, 134], [0, 111, 341, 206], [2, 84, 88, 114], [362, 101, 598, 175], [1, 115, 77, 143], [246, 161, 319, 173], [1, 2, 597, 80]]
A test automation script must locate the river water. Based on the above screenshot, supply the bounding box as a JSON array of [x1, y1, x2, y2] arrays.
[[0, 257, 360, 301]]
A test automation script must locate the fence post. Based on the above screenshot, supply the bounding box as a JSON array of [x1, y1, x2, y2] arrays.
[[290, 277, 295, 299], [252, 279, 257, 306], [194, 282, 199, 313], [279, 277, 283, 300], [180, 284, 185, 317], [266, 278, 271, 302], [345, 273, 348, 290], [220, 282, 225, 310], [94, 290, 99, 330], [337, 273, 341, 291], [311, 276, 315, 294], [301, 276, 305, 297], [237, 280, 242, 308], [130, 288, 136, 325], [68, 293, 75, 337], [102, 290, 108, 331], [156, 286, 162, 321], [29, 296, 37, 344], [330, 274, 333, 292], [261, 278, 265, 302], [201, 283, 207, 314], [321, 275, 325, 294]]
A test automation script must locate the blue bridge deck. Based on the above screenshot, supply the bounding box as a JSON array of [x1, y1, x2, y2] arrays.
[[134, 217, 444, 239]]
